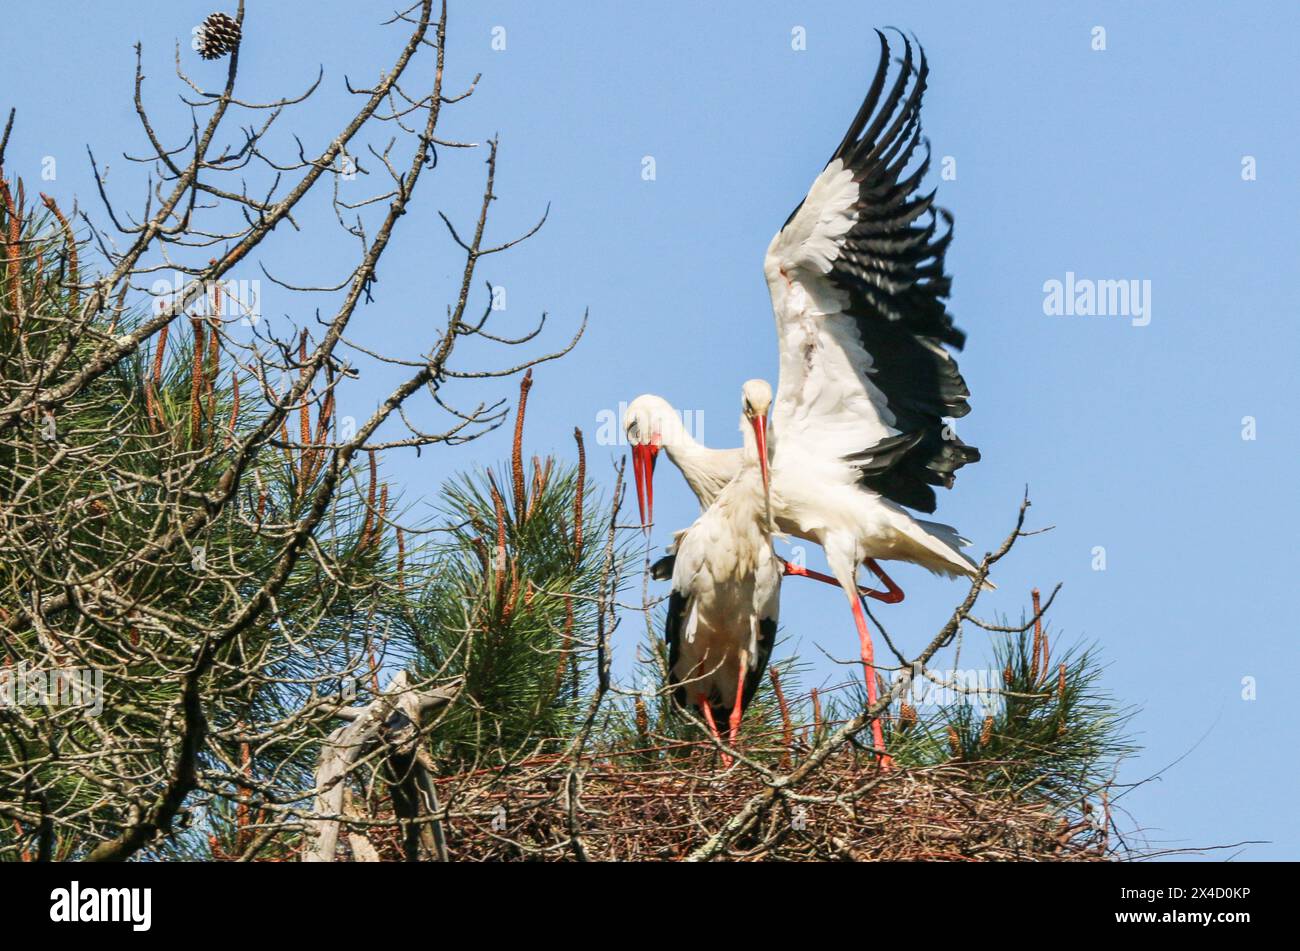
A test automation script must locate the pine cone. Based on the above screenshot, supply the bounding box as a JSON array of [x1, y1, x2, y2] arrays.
[[634, 697, 649, 739], [198, 12, 242, 60], [898, 703, 917, 732]]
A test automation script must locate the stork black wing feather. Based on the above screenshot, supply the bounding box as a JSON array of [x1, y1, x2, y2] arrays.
[[664, 590, 688, 711]]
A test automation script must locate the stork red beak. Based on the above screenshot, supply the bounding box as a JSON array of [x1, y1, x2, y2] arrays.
[[632, 441, 659, 533], [751, 413, 773, 533], [751, 414, 769, 493]]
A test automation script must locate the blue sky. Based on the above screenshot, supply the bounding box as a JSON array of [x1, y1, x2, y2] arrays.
[[3, 1, 1296, 859]]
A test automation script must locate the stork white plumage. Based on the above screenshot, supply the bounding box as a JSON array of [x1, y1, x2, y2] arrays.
[[663, 381, 781, 765], [628, 32, 983, 767]]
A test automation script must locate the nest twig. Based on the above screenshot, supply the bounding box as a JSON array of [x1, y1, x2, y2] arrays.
[[335, 747, 1108, 862]]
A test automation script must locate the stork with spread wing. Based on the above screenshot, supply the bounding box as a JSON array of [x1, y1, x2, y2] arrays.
[[627, 32, 984, 765]]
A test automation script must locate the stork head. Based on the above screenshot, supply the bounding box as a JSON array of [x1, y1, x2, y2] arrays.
[[740, 379, 773, 495], [624, 394, 673, 534]]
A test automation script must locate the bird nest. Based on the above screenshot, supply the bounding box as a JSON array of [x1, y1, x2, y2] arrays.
[[364, 744, 1110, 862]]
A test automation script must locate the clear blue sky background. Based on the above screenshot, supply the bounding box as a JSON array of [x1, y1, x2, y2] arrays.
[[3, 1, 1296, 859]]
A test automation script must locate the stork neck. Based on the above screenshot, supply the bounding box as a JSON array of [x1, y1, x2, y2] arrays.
[[654, 406, 699, 455], [658, 411, 713, 475], [660, 426, 734, 511], [660, 431, 707, 502]]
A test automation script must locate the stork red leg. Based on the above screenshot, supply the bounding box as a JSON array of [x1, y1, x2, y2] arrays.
[[784, 561, 839, 586], [698, 696, 731, 768], [727, 653, 748, 753], [784, 559, 899, 601], [780, 556, 883, 602], [849, 594, 893, 770], [862, 558, 904, 604], [786, 557, 902, 768]]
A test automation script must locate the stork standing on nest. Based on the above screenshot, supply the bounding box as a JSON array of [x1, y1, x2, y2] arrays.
[[664, 381, 781, 766], [628, 32, 985, 767]]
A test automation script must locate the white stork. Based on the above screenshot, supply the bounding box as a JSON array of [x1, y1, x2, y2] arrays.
[[628, 32, 984, 766], [664, 380, 781, 765]]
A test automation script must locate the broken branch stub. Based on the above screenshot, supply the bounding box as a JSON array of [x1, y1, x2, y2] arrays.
[[304, 671, 462, 863]]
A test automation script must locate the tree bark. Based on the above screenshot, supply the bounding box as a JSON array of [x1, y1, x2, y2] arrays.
[[303, 672, 461, 863]]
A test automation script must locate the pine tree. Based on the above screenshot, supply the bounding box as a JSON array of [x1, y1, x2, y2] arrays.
[[0, 180, 409, 860]]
